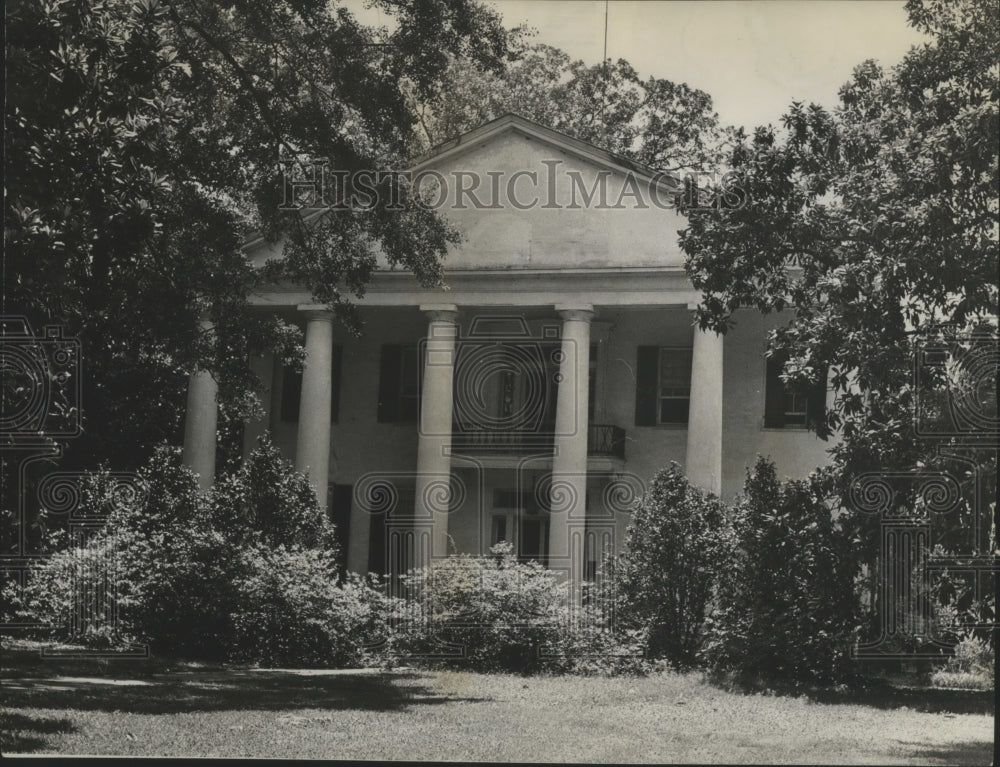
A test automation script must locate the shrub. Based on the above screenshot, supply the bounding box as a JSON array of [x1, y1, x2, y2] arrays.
[[18, 439, 387, 667], [395, 543, 645, 675], [703, 458, 862, 686], [396, 543, 569, 672], [614, 464, 733, 666], [209, 434, 337, 551], [18, 448, 245, 658], [231, 548, 398, 667], [930, 633, 994, 690]]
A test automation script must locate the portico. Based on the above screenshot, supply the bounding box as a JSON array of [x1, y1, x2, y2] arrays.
[[180, 114, 832, 583]]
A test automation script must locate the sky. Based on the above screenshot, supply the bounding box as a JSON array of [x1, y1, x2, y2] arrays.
[[355, 0, 929, 132]]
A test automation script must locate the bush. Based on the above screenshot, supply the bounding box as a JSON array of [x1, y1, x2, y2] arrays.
[[703, 458, 862, 686], [396, 543, 645, 675], [209, 435, 337, 551], [17, 438, 389, 667], [17, 448, 247, 658], [614, 464, 732, 666], [396, 544, 568, 672], [231, 547, 398, 667], [930, 633, 994, 689]]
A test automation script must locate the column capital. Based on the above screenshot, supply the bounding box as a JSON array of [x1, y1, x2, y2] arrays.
[[296, 305, 336, 322], [555, 305, 594, 322], [419, 304, 459, 323]]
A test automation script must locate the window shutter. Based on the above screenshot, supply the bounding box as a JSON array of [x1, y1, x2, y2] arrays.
[[764, 354, 786, 428], [635, 346, 659, 426], [806, 364, 828, 429], [377, 345, 401, 423], [281, 366, 303, 422], [330, 345, 343, 422]]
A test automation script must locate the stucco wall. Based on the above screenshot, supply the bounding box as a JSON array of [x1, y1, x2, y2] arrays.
[[410, 130, 687, 270]]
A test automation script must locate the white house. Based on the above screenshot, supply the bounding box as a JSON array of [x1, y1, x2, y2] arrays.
[[180, 115, 834, 588]]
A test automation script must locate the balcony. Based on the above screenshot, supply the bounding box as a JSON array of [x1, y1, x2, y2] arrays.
[[587, 424, 626, 460], [451, 423, 626, 460]]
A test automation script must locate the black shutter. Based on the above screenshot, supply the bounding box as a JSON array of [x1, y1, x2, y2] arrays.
[[806, 364, 828, 429], [764, 354, 786, 428], [330, 345, 343, 422], [377, 345, 401, 423], [281, 366, 303, 422], [635, 346, 659, 426]]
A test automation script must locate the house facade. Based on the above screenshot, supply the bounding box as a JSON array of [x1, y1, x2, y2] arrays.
[[180, 115, 834, 588]]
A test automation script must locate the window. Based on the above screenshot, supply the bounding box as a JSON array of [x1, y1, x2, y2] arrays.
[[764, 353, 827, 429], [377, 344, 420, 422], [491, 514, 509, 545], [280, 346, 343, 422], [519, 516, 549, 565], [634, 346, 692, 426]]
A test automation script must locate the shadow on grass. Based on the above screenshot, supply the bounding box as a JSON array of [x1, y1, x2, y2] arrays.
[[1, 669, 483, 716], [0, 712, 76, 753], [2, 642, 486, 717], [894, 740, 994, 767], [704, 666, 994, 716], [806, 684, 995, 716]]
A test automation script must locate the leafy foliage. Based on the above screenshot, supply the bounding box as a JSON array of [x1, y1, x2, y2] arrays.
[[15, 440, 394, 667], [677, 0, 997, 647], [614, 464, 732, 666], [209, 434, 336, 551], [703, 458, 862, 686], [412, 42, 733, 172], [396, 543, 644, 674], [678, 0, 997, 462], [5, 0, 512, 471], [231, 552, 398, 668]]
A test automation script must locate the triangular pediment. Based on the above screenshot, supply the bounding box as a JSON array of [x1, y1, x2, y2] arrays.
[[245, 114, 689, 271], [410, 113, 679, 188]]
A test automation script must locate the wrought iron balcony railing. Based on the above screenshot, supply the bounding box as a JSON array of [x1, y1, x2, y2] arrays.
[[587, 424, 626, 460]]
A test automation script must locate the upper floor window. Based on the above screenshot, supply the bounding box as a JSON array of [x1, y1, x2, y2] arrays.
[[280, 346, 343, 423], [635, 346, 692, 426], [377, 344, 420, 423], [764, 352, 827, 429]]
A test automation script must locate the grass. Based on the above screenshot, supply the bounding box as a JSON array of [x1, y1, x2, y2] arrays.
[[1, 642, 993, 763]]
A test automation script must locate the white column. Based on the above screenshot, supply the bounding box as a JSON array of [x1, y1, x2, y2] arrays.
[[182, 317, 218, 491], [295, 309, 335, 510], [685, 314, 724, 495], [414, 305, 459, 564], [549, 306, 593, 599]]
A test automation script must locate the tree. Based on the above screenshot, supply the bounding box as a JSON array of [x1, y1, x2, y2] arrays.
[[411, 42, 733, 172], [4, 0, 512, 471], [614, 464, 732, 667], [679, 0, 996, 459], [704, 459, 861, 686], [678, 0, 997, 643]]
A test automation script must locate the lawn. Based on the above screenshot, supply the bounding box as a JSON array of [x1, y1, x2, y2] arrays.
[[1, 644, 992, 763]]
